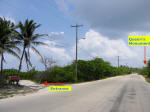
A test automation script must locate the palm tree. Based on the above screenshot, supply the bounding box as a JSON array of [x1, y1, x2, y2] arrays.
[[17, 19, 46, 76], [0, 17, 20, 85]]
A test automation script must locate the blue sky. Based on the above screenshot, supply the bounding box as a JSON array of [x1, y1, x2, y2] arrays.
[[0, 0, 149, 71], [0, 0, 88, 38], [0, 0, 83, 36], [0, 0, 89, 70]]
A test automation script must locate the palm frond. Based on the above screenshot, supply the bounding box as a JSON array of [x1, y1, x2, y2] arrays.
[[5, 48, 20, 60], [31, 46, 43, 59], [0, 17, 20, 62], [5, 45, 21, 53], [31, 34, 47, 41], [32, 41, 48, 46]]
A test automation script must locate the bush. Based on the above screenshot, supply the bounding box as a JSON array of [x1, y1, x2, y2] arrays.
[[3, 58, 134, 83], [20, 69, 40, 80], [141, 60, 150, 77], [39, 66, 76, 83], [28, 58, 134, 83], [3, 69, 40, 81]]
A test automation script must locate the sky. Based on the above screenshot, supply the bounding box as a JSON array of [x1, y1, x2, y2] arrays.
[[0, 0, 149, 71]]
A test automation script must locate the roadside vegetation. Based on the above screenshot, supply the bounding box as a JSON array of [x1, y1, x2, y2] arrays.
[[3, 58, 137, 84], [0, 17, 138, 87], [140, 60, 150, 82]]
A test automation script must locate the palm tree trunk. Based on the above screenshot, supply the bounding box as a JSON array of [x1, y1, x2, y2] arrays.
[[18, 47, 25, 76], [0, 52, 4, 86]]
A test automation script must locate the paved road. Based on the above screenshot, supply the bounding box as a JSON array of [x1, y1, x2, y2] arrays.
[[1, 74, 150, 112]]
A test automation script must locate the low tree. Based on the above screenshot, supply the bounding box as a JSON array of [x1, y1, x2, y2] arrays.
[[40, 56, 56, 70]]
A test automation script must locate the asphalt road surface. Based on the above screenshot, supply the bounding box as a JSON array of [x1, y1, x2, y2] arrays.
[[1, 74, 150, 112]]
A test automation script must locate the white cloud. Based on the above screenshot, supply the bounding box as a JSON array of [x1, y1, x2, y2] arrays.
[[3, 39, 72, 71], [49, 32, 64, 36], [71, 29, 145, 67], [36, 40, 72, 65], [57, 0, 150, 39], [3, 30, 146, 71], [75, 29, 137, 59], [48, 32, 65, 40]]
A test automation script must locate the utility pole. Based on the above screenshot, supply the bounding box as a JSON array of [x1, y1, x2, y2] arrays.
[[71, 24, 83, 80], [118, 56, 120, 68]]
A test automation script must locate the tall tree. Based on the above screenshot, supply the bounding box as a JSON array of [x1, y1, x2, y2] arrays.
[[17, 19, 46, 75], [0, 17, 20, 85]]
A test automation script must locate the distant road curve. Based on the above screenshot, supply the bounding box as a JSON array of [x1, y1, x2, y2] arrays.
[[0, 74, 150, 112]]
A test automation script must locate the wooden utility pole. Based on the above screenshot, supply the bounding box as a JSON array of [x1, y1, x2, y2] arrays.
[[118, 56, 120, 68], [71, 24, 83, 80]]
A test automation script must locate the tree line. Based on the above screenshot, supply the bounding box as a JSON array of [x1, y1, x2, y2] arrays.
[[141, 60, 150, 77], [3, 58, 135, 83]]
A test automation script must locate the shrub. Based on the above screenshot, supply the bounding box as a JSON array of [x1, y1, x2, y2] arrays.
[[3, 58, 135, 84], [141, 60, 150, 77]]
